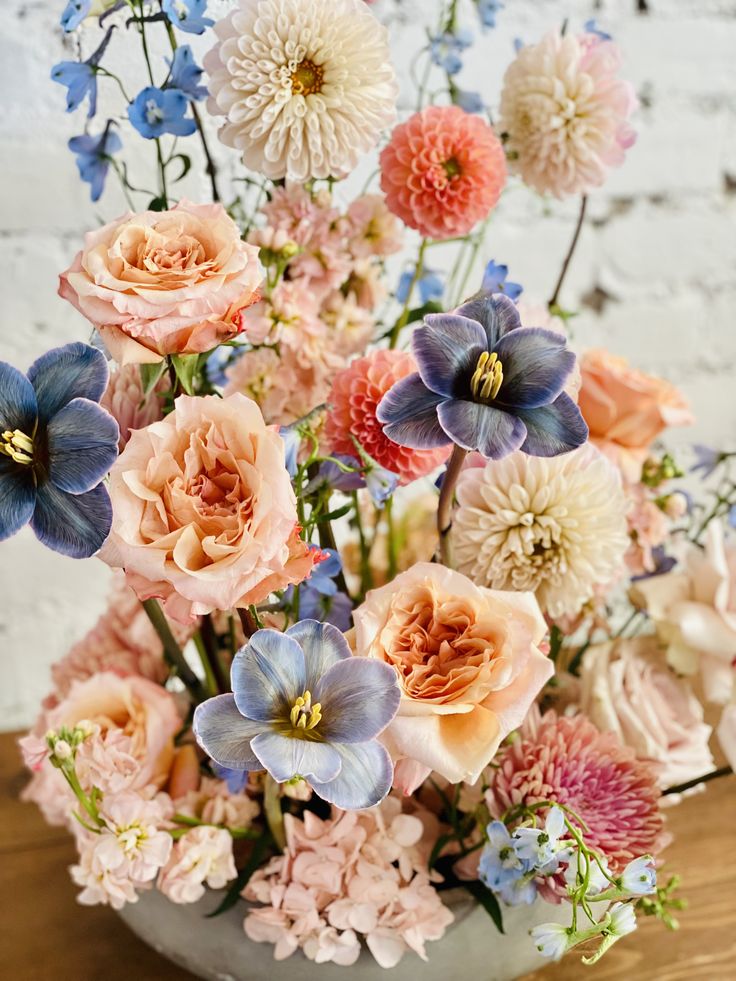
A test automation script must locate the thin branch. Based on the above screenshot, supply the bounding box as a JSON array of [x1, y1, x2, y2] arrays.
[[662, 765, 733, 797], [437, 444, 468, 566], [141, 598, 206, 702], [548, 195, 588, 310]]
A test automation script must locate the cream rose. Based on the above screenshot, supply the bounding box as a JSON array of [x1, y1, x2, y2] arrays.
[[59, 200, 262, 364], [578, 638, 714, 788], [353, 562, 552, 783], [101, 393, 315, 623]]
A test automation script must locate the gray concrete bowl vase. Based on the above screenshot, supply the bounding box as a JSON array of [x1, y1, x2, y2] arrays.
[[119, 887, 571, 980]]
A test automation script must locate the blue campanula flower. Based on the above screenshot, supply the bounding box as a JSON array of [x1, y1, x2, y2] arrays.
[[476, 0, 504, 30], [128, 87, 196, 140], [0, 343, 118, 557], [68, 124, 122, 202], [481, 260, 523, 301], [377, 293, 588, 460], [453, 88, 485, 114], [166, 44, 208, 101], [429, 28, 473, 75], [397, 268, 444, 305], [162, 0, 214, 35], [193, 621, 401, 809]]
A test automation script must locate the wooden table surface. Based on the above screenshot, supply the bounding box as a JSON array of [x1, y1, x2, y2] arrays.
[[2, 730, 734, 981]]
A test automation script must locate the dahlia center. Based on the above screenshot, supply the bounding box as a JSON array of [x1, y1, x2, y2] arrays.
[[0, 428, 34, 466], [291, 60, 324, 97], [442, 157, 462, 179], [470, 351, 504, 403]]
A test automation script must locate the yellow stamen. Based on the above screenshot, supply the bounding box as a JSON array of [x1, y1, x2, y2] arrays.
[[470, 352, 504, 402], [289, 690, 322, 733], [0, 429, 34, 465], [291, 59, 324, 97]]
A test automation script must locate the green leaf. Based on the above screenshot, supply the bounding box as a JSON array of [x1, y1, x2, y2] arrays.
[[139, 361, 169, 397], [170, 353, 200, 396], [463, 880, 505, 934], [206, 833, 272, 918], [429, 832, 456, 870], [405, 300, 444, 324], [316, 503, 352, 523], [169, 153, 192, 184], [148, 196, 168, 212]]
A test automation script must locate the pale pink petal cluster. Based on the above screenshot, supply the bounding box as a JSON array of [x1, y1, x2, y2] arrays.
[[346, 194, 404, 259], [174, 777, 260, 830], [101, 363, 168, 451], [623, 482, 670, 576], [499, 31, 638, 197], [158, 826, 237, 904], [244, 799, 453, 968]]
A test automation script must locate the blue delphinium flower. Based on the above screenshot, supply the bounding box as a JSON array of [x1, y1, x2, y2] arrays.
[[0, 342, 118, 557], [162, 0, 214, 35], [166, 44, 208, 101], [429, 28, 473, 75], [481, 260, 523, 301], [377, 293, 588, 460], [284, 550, 354, 631], [476, 0, 504, 30], [51, 63, 97, 117], [128, 87, 196, 140], [453, 88, 485, 114], [512, 807, 568, 872], [691, 444, 722, 478], [68, 124, 122, 202], [61, 0, 91, 31], [584, 19, 613, 42], [279, 425, 301, 478], [397, 268, 444, 305], [620, 856, 656, 896], [193, 620, 401, 809], [211, 762, 249, 794], [305, 454, 399, 507]]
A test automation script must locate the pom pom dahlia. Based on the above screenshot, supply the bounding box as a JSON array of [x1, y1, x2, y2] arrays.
[[499, 30, 637, 197], [205, 0, 398, 181], [486, 710, 666, 870], [325, 350, 450, 484], [451, 444, 629, 618], [380, 106, 507, 239]]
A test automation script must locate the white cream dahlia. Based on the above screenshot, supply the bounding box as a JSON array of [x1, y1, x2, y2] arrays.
[[499, 30, 637, 197], [204, 0, 398, 181], [451, 445, 629, 618]]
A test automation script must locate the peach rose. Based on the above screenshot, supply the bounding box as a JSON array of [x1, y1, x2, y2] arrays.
[[578, 349, 693, 481], [101, 393, 315, 622], [59, 200, 262, 364], [352, 562, 552, 783]]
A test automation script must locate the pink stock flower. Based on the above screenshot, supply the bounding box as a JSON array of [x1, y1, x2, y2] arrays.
[[624, 483, 669, 576], [346, 194, 403, 259], [158, 826, 237, 903], [380, 106, 506, 240], [59, 200, 262, 364], [486, 709, 667, 870], [318, 292, 375, 359], [325, 350, 450, 484], [238, 280, 323, 348], [100, 394, 316, 623], [174, 776, 260, 830], [101, 363, 167, 451]]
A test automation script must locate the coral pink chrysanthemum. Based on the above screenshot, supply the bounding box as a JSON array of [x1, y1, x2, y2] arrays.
[[379, 106, 506, 240], [325, 350, 450, 483], [486, 710, 666, 870]]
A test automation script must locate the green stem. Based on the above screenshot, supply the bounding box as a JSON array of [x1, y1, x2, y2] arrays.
[[136, 0, 168, 205], [437, 445, 468, 566], [200, 614, 229, 693], [548, 195, 588, 310], [142, 598, 206, 702], [263, 774, 286, 851], [385, 495, 398, 581], [352, 490, 373, 598], [388, 239, 428, 349], [193, 631, 218, 696]]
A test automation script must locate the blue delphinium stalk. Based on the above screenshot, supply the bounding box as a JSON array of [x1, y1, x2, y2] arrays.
[[68, 124, 122, 202], [128, 87, 197, 140], [0, 342, 119, 557], [397, 268, 444, 306], [481, 260, 523, 301], [165, 45, 208, 102], [193, 621, 401, 809], [429, 28, 474, 76], [475, 0, 504, 30], [162, 0, 214, 35], [453, 88, 485, 114], [377, 293, 587, 460]]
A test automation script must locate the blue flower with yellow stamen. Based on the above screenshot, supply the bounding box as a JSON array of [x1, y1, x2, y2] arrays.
[[193, 620, 400, 810], [0, 342, 119, 557]]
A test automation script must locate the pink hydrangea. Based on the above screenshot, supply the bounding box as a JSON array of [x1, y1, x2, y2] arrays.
[[158, 826, 237, 903], [174, 776, 260, 830]]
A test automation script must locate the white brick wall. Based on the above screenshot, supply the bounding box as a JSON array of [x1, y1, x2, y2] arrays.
[[2, 0, 735, 730]]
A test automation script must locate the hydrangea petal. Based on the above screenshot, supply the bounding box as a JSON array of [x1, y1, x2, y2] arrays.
[[455, 293, 520, 348], [517, 392, 589, 456], [495, 327, 575, 409], [0, 458, 36, 542], [377, 374, 449, 449], [27, 342, 109, 422], [437, 400, 527, 459], [251, 731, 342, 784], [46, 398, 119, 495], [31, 480, 112, 558], [413, 315, 487, 397], [286, 619, 351, 689], [193, 694, 266, 770], [310, 740, 393, 810], [0, 361, 37, 432], [231, 629, 306, 723], [315, 658, 400, 743]]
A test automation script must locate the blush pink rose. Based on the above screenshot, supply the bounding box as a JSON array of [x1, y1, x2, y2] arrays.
[[101, 393, 316, 622], [352, 562, 552, 783], [578, 349, 693, 481], [59, 200, 262, 364]]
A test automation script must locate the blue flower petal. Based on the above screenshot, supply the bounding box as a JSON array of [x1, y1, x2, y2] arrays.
[[437, 400, 527, 459], [377, 374, 450, 450], [0, 458, 36, 542], [286, 619, 351, 690], [455, 293, 521, 348], [517, 392, 589, 457], [46, 398, 119, 495], [0, 361, 37, 432], [27, 343, 109, 423], [315, 657, 400, 744], [413, 314, 487, 397], [251, 731, 342, 784], [231, 629, 306, 723], [310, 740, 393, 810], [193, 694, 267, 770], [495, 327, 575, 409], [31, 481, 112, 558]]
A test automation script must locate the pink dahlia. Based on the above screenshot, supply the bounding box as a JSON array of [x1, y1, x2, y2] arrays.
[[486, 710, 666, 870], [325, 350, 450, 484], [379, 106, 506, 240]]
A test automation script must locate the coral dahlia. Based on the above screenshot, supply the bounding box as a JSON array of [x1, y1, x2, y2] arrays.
[[379, 106, 506, 239]]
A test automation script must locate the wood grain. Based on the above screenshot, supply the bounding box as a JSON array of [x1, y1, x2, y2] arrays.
[[2, 732, 734, 980]]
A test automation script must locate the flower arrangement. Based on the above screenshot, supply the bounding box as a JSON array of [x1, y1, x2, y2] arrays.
[[11, 0, 735, 974]]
